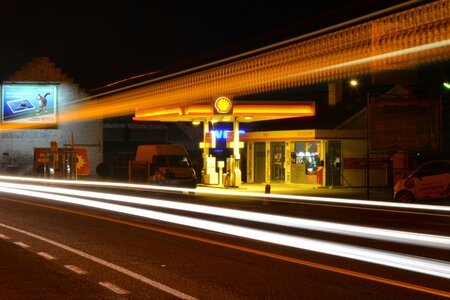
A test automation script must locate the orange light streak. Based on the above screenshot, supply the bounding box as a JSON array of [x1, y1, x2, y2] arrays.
[[133, 106, 183, 119], [0, 0, 448, 130]]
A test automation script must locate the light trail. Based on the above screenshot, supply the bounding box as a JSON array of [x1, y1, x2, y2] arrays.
[[1, 184, 450, 280], [1, 180, 449, 250], [1, 175, 449, 213], [0, 1, 446, 129]]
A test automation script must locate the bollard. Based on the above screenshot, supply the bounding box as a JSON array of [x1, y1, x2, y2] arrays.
[[264, 184, 271, 205]]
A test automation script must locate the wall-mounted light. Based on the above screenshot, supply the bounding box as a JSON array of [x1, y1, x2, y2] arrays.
[[349, 79, 359, 87], [192, 120, 200, 125]]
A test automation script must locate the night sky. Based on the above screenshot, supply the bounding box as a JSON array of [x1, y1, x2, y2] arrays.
[[0, 1, 410, 91]]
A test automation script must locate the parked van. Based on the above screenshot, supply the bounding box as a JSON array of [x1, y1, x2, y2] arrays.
[[129, 144, 197, 188]]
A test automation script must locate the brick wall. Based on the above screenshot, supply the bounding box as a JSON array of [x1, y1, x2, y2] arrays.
[[0, 57, 103, 176]]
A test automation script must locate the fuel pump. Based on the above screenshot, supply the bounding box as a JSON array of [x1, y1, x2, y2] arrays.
[[225, 155, 241, 187]]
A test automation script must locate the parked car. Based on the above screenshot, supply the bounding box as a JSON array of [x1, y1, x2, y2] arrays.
[[393, 160, 450, 203]]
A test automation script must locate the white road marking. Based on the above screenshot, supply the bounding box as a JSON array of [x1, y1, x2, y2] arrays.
[[0, 223, 197, 300], [99, 281, 129, 295], [37, 252, 56, 260], [64, 265, 88, 275], [14, 241, 30, 248], [0, 234, 10, 240]]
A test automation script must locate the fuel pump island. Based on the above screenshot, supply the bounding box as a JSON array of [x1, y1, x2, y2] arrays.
[[132, 96, 315, 188], [199, 97, 242, 187]]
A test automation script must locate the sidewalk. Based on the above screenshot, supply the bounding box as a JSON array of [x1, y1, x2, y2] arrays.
[[197, 182, 394, 201]]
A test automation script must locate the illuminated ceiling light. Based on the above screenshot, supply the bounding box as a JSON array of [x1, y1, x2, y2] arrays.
[[443, 82, 450, 89], [210, 119, 218, 123], [186, 105, 213, 116], [233, 104, 314, 116], [350, 79, 359, 87], [192, 120, 200, 125], [244, 116, 253, 120]]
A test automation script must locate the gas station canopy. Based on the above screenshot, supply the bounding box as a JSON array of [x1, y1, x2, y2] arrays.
[[132, 97, 316, 188], [133, 100, 315, 123]]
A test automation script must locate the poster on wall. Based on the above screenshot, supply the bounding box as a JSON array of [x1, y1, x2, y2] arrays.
[[368, 95, 441, 151], [2, 83, 57, 124]]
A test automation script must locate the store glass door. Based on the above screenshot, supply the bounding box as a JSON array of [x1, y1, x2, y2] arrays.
[[270, 142, 285, 181], [254, 142, 266, 182], [326, 141, 342, 186]]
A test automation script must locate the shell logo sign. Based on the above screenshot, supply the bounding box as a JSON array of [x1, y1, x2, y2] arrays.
[[214, 96, 232, 114]]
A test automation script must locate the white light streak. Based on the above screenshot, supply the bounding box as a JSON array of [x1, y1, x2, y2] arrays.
[[0, 175, 449, 212], [0, 184, 450, 279], [1, 181, 449, 250]]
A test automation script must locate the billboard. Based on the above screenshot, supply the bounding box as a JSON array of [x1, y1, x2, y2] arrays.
[[2, 83, 57, 124]]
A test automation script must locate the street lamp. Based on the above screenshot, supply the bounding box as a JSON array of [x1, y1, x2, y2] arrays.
[[350, 79, 359, 87]]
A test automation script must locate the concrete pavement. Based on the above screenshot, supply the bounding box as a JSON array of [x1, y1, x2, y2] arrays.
[[197, 182, 450, 206], [197, 182, 394, 201]]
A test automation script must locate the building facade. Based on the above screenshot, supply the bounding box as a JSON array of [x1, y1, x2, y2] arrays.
[[242, 129, 388, 187], [0, 57, 103, 177]]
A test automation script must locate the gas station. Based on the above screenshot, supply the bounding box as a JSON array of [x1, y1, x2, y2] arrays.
[[133, 96, 316, 187]]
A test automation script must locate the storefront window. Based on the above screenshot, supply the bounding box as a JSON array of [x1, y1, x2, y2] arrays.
[[292, 142, 320, 175]]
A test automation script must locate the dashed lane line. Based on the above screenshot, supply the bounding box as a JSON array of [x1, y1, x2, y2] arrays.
[[14, 241, 30, 248], [0, 222, 197, 300], [5, 198, 450, 298], [64, 264, 88, 275], [37, 252, 57, 260], [99, 281, 129, 295]]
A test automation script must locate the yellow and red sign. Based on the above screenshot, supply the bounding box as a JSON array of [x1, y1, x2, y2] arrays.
[[214, 96, 232, 114], [74, 148, 90, 175], [33, 147, 90, 176]]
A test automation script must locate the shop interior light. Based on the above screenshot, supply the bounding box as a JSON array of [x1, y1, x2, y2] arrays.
[[192, 120, 200, 125], [244, 116, 253, 120]]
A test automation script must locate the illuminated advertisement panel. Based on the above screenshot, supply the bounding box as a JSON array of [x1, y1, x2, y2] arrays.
[[2, 83, 57, 124]]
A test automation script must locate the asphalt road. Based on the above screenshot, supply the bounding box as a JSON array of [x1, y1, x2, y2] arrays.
[[0, 180, 449, 299]]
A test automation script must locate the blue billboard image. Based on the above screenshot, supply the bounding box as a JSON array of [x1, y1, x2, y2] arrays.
[[2, 84, 57, 124]]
